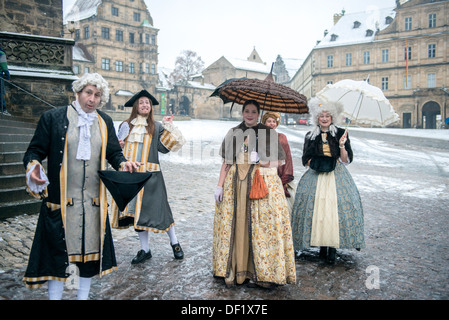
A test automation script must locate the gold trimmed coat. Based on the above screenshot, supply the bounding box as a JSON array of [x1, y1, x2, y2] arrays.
[[111, 120, 185, 233], [22, 105, 126, 288]]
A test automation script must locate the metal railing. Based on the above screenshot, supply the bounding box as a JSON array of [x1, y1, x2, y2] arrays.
[[0, 77, 57, 110]]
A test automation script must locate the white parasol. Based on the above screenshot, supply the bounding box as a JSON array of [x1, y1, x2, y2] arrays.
[[316, 79, 400, 127]]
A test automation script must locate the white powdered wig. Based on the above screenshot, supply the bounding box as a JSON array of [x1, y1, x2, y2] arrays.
[[308, 96, 344, 139], [308, 96, 344, 126], [72, 73, 110, 107]]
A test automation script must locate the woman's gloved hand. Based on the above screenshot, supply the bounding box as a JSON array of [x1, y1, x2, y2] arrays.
[[214, 186, 223, 202], [250, 151, 259, 163]]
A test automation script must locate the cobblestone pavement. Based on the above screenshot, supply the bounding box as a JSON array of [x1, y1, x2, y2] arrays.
[[1, 129, 448, 303]]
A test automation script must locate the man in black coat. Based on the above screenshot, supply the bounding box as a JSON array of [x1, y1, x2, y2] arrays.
[[23, 73, 140, 299]]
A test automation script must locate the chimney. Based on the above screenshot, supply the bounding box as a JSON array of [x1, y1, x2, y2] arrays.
[[333, 9, 345, 25], [333, 14, 342, 25]]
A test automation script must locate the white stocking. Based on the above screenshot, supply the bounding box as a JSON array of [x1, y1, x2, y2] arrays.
[[138, 230, 150, 253], [167, 226, 178, 245], [48, 280, 64, 300], [77, 276, 92, 300]]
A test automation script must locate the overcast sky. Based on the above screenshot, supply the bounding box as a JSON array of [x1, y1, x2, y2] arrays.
[[63, 0, 397, 69]]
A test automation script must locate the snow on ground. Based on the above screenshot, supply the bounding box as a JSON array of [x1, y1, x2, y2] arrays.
[[355, 173, 448, 199], [347, 127, 449, 141], [115, 119, 449, 142], [114, 120, 449, 168], [114, 119, 449, 200]]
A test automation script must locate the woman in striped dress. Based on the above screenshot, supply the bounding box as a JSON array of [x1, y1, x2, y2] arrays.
[[111, 90, 186, 263]]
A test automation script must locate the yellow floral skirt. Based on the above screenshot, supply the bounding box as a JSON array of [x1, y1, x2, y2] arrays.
[[213, 164, 296, 286]]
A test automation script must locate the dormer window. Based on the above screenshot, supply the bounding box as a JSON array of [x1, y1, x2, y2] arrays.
[[385, 16, 393, 24], [353, 21, 361, 28], [330, 34, 338, 41], [366, 29, 374, 37]]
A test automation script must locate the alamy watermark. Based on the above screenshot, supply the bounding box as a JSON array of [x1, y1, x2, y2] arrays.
[[365, 265, 380, 289], [65, 264, 80, 290]]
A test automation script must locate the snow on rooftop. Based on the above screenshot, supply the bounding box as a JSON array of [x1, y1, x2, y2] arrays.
[[0, 31, 73, 43], [115, 90, 134, 96], [64, 0, 102, 24], [158, 67, 173, 89], [73, 45, 92, 62], [9, 65, 78, 80], [315, 7, 396, 49], [186, 81, 216, 90], [225, 57, 272, 74]]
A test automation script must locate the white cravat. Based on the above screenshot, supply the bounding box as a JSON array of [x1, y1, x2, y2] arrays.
[[73, 101, 97, 160], [127, 115, 148, 143]]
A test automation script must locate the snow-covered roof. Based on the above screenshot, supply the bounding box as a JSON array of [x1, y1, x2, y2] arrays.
[[185, 81, 216, 90], [156, 67, 216, 90], [64, 0, 102, 24], [115, 90, 134, 96], [73, 44, 93, 62], [158, 67, 173, 89], [0, 31, 73, 44], [9, 65, 78, 80], [315, 7, 396, 49], [225, 57, 271, 74]]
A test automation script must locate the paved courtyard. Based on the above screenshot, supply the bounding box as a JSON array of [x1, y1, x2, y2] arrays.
[[1, 125, 448, 308]]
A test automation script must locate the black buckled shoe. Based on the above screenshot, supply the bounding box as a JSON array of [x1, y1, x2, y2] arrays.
[[171, 243, 184, 259], [131, 249, 152, 264]]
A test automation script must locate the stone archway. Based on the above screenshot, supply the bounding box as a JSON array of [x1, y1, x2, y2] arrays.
[[179, 96, 190, 116], [422, 101, 440, 129]]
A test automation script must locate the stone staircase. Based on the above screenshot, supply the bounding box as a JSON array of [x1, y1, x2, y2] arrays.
[[0, 116, 42, 219]]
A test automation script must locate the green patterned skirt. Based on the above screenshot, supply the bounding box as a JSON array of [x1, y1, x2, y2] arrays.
[[291, 162, 365, 250]]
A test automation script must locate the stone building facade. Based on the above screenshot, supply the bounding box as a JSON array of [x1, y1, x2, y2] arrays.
[[64, 0, 159, 112], [198, 47, 272, 119], [0, 0, 76, 119], [170, 80, 218, 119], [156, 48, 273, 120], [201, 47, 271, 87], [289, 0, 449, 129], [0, 0, 63, 37]]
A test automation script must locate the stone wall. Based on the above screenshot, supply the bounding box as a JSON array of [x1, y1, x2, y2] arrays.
[[170, 84, 221, 119], [0, 32, 76, 120], [0, 0, 63, 37]]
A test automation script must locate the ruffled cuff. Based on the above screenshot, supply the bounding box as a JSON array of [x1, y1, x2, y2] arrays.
[[161, 119, 186, 152], [25, 160, 49, 199], [119, 161, 127, 171], [339, 157, 350, 165]]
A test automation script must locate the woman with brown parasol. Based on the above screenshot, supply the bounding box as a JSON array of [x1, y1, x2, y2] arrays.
[[213, 100, 296, 288]]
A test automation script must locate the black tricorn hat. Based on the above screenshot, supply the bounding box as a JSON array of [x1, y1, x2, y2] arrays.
[[98, 170, 153, 211], [124, 90, 159, 107]]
